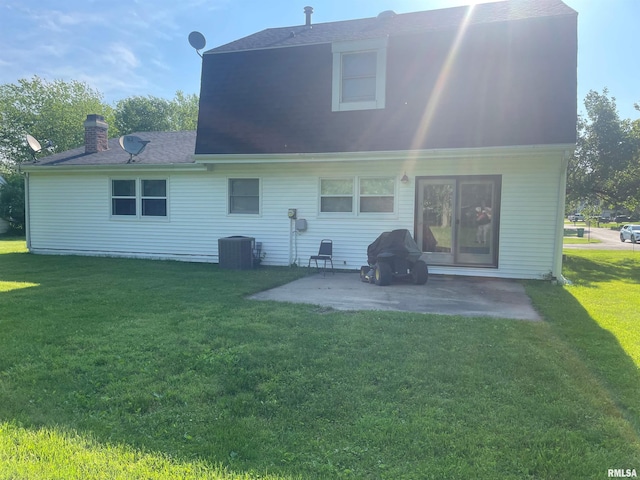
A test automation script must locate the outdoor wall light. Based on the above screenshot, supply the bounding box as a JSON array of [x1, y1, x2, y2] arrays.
[[401, 172, 409, 184]]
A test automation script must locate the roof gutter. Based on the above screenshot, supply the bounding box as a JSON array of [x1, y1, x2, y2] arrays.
[[20, 162, 206, 173], [194, 144, 578, 165]]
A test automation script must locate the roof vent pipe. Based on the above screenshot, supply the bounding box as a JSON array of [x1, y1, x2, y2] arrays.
[[304, 6, 313, 26]]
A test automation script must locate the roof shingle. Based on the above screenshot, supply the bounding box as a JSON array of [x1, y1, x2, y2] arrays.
[[30, 130, 196, 167], [208, 0, 576, 54]]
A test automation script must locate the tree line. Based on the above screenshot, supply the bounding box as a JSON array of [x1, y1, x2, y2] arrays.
[[0, 76, 198, 167], [567, 88, 640, 217], [1, 78, 640, 232], [0, 76, 199, 232]]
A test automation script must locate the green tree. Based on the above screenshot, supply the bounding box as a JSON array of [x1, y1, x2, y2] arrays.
[[0, 172, 26, 232], [0, 76, 115, 165], [567, 89, 640, 211], [114, 95, 173, 134], [114, 91, 198, 134], [170, 91, 199, 131], [0, 76, 115, 231]]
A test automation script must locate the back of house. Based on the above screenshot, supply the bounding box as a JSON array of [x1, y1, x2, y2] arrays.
[[23, 0, 577, 280]]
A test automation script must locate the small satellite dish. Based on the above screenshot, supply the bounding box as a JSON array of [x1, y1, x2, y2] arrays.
[[119, 135, 150, 163], [25, 134, 55, 161], [188, 31, 206, 58], [26, 134, 42, 153]]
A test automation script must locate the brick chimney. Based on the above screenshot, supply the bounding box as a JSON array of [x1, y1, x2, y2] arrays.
[[83, 114, 108, 153]]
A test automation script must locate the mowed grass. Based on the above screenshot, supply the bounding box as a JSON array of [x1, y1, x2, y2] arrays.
[[1, 238, 639, 479], [562, 227, 601, 244]]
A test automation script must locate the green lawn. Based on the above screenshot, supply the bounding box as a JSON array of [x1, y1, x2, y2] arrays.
[[563, 237, 601, 244], [1, 239, 639, 479]]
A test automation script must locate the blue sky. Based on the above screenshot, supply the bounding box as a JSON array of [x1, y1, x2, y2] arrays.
[[0, 0, 638, 121]]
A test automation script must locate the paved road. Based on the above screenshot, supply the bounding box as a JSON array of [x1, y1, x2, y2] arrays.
[[564, 225, 640, 250]]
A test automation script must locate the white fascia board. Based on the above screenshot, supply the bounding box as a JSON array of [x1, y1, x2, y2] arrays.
[[194, 144, 576, 165], [20, 163, 207, 174]]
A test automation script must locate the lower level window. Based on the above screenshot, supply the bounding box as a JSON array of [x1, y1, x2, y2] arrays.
[[141, 180, 167, 216], [229, 179, 259, 214], [320, 179, 354, 213], [112, 180, 136, 216], [111, 179, 167, 218], [320, 177, 395, 214], [360, 178, 394, 213]]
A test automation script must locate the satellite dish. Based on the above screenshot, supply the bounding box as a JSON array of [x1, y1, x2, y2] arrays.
[[188, 31, 206, 58], [26, 134, 42, 153], [25, 134, 54, 161], [119, 135, 150, 163]]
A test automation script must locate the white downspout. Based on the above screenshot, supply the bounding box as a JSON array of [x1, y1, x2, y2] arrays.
[[24, 172, 31, 250], [552, 150, 570, 282]]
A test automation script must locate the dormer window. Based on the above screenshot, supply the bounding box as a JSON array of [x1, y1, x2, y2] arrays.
[[332, 38, 387, 112]]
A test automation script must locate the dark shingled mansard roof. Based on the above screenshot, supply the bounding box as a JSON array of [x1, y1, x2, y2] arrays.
[[28, 130, 196, 167], [27, 0, 577, 167], [208, 0, 576, 54]]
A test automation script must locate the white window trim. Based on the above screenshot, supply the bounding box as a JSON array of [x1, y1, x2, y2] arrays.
[[319, 177, 355, 214], [227, 177, 262, 216], [332, 38, 388, 112], [359, 176, 396, 214], [318, 176, 397, 216], [110, 177, 169, 221]]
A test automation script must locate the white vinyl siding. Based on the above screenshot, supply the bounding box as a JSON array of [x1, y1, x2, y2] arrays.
[[27, 147, 567, 279]]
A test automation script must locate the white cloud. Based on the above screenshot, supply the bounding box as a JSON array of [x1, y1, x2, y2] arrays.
[[0, 0, 228, 101], [106, 43, 140, 70], [150, 58, 171, 71]]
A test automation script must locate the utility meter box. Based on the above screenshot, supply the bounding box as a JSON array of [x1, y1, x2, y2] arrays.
[[295, 218, 307, 231]]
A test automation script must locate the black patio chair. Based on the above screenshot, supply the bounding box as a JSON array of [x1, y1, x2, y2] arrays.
[[308, 239, 334, 276]]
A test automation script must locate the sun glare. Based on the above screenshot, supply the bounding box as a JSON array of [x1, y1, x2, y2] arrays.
[[410, 3, 477, 153], [0, 281, 40, 293]]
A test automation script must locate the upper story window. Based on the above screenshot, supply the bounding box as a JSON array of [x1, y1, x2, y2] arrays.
[[332, 38, 387, 112]]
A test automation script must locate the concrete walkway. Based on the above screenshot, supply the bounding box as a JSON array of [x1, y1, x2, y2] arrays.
[[250, 273, 542, 321]]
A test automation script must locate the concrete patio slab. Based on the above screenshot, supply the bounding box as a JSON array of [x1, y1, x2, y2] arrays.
[[249, 273, 542, 321]]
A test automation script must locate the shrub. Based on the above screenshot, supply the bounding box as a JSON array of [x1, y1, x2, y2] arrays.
[[0, 172, 25, 232]]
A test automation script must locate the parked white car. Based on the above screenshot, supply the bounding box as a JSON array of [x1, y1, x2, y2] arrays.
[[568, 214, 584, 222], [620, 224, 640, 243]]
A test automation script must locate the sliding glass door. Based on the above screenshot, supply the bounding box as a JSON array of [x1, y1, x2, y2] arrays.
[[416, 176, 500, 267]]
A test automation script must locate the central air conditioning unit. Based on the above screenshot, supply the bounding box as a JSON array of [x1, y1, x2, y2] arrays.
[[218, 236, 255, 270]]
